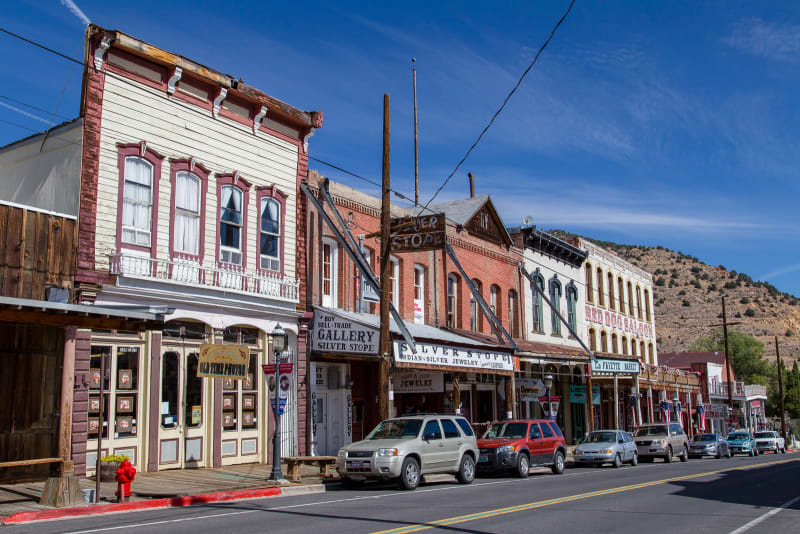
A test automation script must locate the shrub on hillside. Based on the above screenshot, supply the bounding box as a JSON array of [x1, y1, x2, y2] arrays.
[[740, 297, 750, 304], [682, 299, 691, 307], [745, 308, 756, 317]]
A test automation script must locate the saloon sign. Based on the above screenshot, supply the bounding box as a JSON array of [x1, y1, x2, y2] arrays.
[[393, 341, 514, 372], [585, 304, 654, 339], [389, 213, 446, 253]]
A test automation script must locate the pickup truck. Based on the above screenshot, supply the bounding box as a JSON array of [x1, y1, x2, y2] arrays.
[[754, 431, 786, 454]]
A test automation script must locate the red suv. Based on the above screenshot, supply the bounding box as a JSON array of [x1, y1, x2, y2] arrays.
[[477, 419, 567, 477]]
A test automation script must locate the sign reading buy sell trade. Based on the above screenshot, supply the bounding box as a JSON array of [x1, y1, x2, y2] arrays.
[[312, 312, 377, 355], [393, 341, 514, 372], [590, 357, 640, 375], [389, 213, 446, 253], [197, 344, 250, 380]]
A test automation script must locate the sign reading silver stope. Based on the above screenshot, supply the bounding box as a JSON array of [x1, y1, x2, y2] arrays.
[[389, 213, 446, 253]]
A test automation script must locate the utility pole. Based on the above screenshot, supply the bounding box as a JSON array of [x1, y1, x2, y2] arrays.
[[378, 93, 392, 421], [586, 370, 594, 433], [412, 59, 419, 205], [775, 336, 786, 440]]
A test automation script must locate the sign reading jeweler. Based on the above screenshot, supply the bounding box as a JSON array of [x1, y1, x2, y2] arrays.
[[590, 358, 640, 375], [393, 341, 514, 372]]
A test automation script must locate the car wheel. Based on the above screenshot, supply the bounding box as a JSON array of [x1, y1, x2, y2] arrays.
[[782, 447, 787, 454], [630, 452, 638, 466], [398, 457, 420, 490], [727, 449, 732, 458], [715, 451, 721, 459], [748, 449, 754, 457], [456, 454, 475, 484], [341, 477, 364, 490], [664, 446, 673, 463], [515, 453, 530, 478], [613, 453, 622, 469], [551, 451, 565, 475], [680, 447, 689, 462]]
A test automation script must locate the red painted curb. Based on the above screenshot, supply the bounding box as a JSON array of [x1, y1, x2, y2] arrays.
[[1, 486, 282, 525]]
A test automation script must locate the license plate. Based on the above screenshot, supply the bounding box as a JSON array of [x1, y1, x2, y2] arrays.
[[350, 461, 364, 468], [478, 455, 488, 463], [583, 456, 594, 461]]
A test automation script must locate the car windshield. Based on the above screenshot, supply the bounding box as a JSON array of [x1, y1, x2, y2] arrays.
[[366, 419, 422, 440], [635, 426, 668, 437], [728, 433, 749, 441], [754, 432, 774, 439], [483, 422, 528, 439], [693, 434, 716, 442], [581, 432, 617, 444]]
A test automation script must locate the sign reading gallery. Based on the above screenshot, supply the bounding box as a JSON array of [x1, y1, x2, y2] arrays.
[[312, 312, 378, 355]]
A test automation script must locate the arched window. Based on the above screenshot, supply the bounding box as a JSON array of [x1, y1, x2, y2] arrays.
[[631, 339, 637, 357], [627, 281, 634, 317], [322, 238, 338, 308], [549, 277, 562, 335], [600, 331, 608, 353], [607, 271, 615, 311], [219, 184, 244, 265], [636, 286, 643, 320], [621, 335, 628, 355], [122, 156, 155, 247], [531, 272, 544, 333], [588, 328, 596, 352], [640, 340, 646, 359], [173, 171, 201, 256], [644, 289, 652, 322], [566, 283, 578, 335], [618, 277, 625, 314], [470, 279, 482, 332], [508, 289, 519, 338], [596, 267, 605, 306], [490, 285, 502, 325], [611, 333, 618, 354], [585, 263, 593, 303], [648, 343, 655, 364], [259, 197, 281, 272], [447, 274, 459, 328], [413, 265, 425, 324]]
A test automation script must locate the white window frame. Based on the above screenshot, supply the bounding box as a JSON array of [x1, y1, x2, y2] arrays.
[[122, 156, 154, 247], [322, 238, 338, 308], [447, 275, 458, 328], [259, 197, 281, 272], [413, 264, 425, 324], [173, 171, 200, 255], [389, 256, 400, 308], [219, 185, 243, 266]]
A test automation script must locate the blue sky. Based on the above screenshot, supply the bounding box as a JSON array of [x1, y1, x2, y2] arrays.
[[2, 1, 799, 296]]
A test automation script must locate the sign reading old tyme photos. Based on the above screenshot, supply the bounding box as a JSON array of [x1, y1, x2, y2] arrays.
[[389, 213, 446, 253], [198, 344, 250, 380]]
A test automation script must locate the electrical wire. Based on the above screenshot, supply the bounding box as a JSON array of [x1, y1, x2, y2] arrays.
[[419, 0, 576, 213]]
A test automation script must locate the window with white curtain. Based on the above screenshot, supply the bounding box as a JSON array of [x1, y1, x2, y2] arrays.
[[219, 185, 243, 265], [260, 197, 281, 272], [122, 157, 153, 246], [413, 265, 424, 324], [389, 257, 400, 308], [322, 238, 338, 308], [447, 275, 458, 328], [173, 171, 200, 255]]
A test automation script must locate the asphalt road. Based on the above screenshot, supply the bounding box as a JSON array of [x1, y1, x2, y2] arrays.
[[7, 453, 800, 534]]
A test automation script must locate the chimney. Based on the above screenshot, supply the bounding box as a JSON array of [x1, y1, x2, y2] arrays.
[[468, 172, 475, 198]]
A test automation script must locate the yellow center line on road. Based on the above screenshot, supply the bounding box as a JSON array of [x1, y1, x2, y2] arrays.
[[371, 458, 800, 534]]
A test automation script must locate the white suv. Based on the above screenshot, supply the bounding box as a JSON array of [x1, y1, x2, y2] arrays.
[[754, 431, 786, 454], [336, 415, 479, 490]]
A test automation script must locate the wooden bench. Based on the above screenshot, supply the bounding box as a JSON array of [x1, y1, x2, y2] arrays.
[[0, 457, 64, 469], [283, 456, 338, 482]]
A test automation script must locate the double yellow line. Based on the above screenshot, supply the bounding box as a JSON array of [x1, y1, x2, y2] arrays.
[[371, 457, 799, 534]]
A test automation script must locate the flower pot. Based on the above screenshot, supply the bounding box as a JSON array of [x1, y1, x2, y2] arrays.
[[99, 461, 120, 482]]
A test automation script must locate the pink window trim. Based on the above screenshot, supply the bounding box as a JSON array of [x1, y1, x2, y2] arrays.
[[115, 142, 165, 257], [168, 158, 210, 262], [255, 185, 288, 277], [215, 173, 252, 269]]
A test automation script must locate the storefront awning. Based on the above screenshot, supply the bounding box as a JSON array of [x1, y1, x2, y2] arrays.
[[0, 296, 170, 331]]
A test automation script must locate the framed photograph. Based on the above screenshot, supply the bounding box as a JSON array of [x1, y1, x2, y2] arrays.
[[118, 369, 133, 389], [90, 368, 102, 389], [243, 373, 254, 390], [242, 394, 255, 410], [116, 396, 134, 414], [222, 413, 235, 428], [117, 416, 133, 433], [88, 417, 100, 433], [89, 396, 101, 413], [222, 394, 235, 410], [222, 378, 235, 390], [242, 412, 255, 426]]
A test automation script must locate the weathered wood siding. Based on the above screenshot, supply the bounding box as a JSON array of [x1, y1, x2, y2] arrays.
[[94, 75, 299, 279], [0, 203, 76, 301]]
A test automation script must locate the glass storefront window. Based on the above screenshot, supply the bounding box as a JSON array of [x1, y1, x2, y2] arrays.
[[115, 347, 139, 438], [185, 352, 203, 428], [161, 351, 179, 428]]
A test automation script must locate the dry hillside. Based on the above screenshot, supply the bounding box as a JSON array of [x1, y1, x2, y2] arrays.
[[550, 232, 800, 363]]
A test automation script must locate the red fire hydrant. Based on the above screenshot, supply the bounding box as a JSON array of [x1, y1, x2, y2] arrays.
[[115, 460, 136, 502]]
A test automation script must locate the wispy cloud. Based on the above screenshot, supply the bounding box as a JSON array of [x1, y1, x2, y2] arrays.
[[0, 101, 51, 124], [60, 0, 91, 26], [724, 18, 800, 61], [760, 262, 800, 282]]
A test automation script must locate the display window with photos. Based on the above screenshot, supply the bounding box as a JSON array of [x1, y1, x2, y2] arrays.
[[89, 344, 141, 440], [161, 321, 208, 430], [221, 326, 262, 432]]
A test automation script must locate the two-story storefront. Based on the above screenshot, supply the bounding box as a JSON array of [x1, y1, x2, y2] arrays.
[[68, 25, 322, 476]]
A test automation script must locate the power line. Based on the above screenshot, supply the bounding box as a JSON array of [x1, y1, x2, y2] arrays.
[[420, 0, 576, 212]]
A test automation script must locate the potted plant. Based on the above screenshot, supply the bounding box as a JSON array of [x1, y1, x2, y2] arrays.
[[99, 454, 130, 482]]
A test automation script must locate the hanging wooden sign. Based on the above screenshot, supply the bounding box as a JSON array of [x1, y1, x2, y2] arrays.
[[197, 344, 250, 380], [389, 213, 446, 253]]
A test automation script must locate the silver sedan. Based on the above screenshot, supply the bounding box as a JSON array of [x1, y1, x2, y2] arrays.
[[688, 433, 731, 459], [574, 430, 638, 468]]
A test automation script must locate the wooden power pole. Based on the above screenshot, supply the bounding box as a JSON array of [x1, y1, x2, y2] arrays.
[[412, 59, 419, 205], [378, 93, 392, 421], [721, 297, 735, 428], [775, 336, 786, 440]]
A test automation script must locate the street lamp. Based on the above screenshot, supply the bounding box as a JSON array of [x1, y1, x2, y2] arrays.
[[270, 324, 288, 481], [673, 392, 680, 428], [544, 374, 554, 421]]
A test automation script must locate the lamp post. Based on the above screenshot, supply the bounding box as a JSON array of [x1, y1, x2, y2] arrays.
[[269, 324, 287, 481], [544, 374, 554, 421], [673, 392, 680, 429]]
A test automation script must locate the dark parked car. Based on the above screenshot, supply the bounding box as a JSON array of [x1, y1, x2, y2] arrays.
[[476, 419, 567, 477]]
